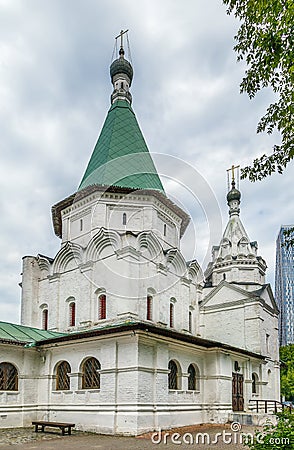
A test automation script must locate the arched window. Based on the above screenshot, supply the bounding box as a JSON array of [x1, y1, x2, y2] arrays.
[[55, 361, 71, 391], [0, 362, 18, 391], [42, 309, 48, 330], [168, 360, 179, 390], [163, 224, 167, 236], [188, 363, 200, 391], [188, 364, 196, 390], [122, 213, 127, 225], [82, 357, 100, 389], [252, 373, 259, 394], [169, 302, 174, 328], [147, 295, 152, 320], [98, 294, 106, 320], [69, 302, 76, 327]]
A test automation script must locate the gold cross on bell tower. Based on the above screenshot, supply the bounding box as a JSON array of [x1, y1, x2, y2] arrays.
[[115, 29, 129, 51], [227, 164, 240, 190]]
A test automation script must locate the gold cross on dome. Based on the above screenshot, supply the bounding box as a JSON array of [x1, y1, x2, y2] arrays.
[[227, 164, 240, 182], [227, 164, 240, 190], [115, 29, 129, 49]]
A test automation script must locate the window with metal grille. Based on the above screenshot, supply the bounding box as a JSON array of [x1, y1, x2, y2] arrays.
[[147, 295, 152, 320], [56, 361, 71, 390], [168, 360, 178, 390], [99, 295, 106, 320], [122, 213, 127, 225], [0, 362, 18, 391], [169, 303, 174, 328], [42, 309, 48, 330], [69, 302, 76, 327], [82, 357, 100, 389]]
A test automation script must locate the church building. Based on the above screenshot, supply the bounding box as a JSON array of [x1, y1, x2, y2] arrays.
[[0, 35, 280, 435]]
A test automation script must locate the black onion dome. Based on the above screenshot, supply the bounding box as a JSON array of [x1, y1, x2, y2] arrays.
[[227, 187, 241, 203], [110, 57, 133, 85]]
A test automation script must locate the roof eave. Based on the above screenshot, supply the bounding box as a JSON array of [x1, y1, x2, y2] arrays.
[[51, 185, 190, 239], [35, 321, 265, 360]]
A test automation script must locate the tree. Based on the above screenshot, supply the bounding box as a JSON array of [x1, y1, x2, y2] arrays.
[[280, 344, 294, 400], [247, 410, 294, 449], [223, 0, 294, 182], [223, 0, 294, 246]]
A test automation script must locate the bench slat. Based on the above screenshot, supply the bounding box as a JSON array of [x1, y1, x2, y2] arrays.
[[32, 421, 75, 427], [32, 421, 75, 435]]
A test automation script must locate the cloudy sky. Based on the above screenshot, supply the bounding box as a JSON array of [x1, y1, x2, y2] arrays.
[[0, 0, 293, 324]]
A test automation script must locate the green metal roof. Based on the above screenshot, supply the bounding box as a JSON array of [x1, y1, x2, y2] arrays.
[[78, 100, 165, 193], [0, 321, 67, 345]]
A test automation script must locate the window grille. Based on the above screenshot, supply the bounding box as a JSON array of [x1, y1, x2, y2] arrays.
[[169, 303, 174, 328], [0, 363, 18, 391], [82, 357, 100, 389], [168, 360, 178, 390], [42, 309, 48, 330], [56, 361, 71, 390], [69, 302, 76, 327], [147, 295, 152, 320], [99, 295, 106, 320], [188, 364, 196, 390]]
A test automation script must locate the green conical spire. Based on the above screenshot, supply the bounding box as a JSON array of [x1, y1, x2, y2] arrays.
[[78, 101, 164, 193], [78, 36, 164, 194]]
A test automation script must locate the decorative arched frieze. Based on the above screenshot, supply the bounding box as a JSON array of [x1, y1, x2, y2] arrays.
[[85, 228, 120, 262], [52, 242, 82, 274], [37, 255, 52, 274], [137, 231, 163, 262], [165, 248, 187, 276], [218, 238, 232, 260], [187, 260, 203, 283]]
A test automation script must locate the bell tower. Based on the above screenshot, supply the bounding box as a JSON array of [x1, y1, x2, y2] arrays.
[[205, 165, 267, 286]]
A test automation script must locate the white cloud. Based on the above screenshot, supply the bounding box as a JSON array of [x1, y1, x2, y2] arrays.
[[0, 0, 292, 323]]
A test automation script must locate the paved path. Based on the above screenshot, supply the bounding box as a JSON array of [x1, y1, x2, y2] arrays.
[[0, 425, 256, 449]]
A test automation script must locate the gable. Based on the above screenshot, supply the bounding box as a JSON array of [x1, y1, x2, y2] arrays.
[[255, 284, 279, 313], [201, 281, 257, 309]]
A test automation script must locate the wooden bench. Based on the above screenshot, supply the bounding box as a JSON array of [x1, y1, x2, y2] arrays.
[[32, 420, 75, 435]]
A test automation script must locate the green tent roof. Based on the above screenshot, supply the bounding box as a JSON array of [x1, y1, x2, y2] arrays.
[[0, 321, 67, 345], [78, 100, 165, 193]]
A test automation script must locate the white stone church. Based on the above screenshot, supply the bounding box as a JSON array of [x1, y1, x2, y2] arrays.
[[0, 38, 280, 435]]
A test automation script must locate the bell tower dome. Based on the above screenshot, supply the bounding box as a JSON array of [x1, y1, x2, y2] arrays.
[[110, 30, 133, 105]]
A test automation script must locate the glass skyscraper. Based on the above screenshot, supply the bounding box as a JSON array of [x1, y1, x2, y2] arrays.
[[275, 225, 294, 346]]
